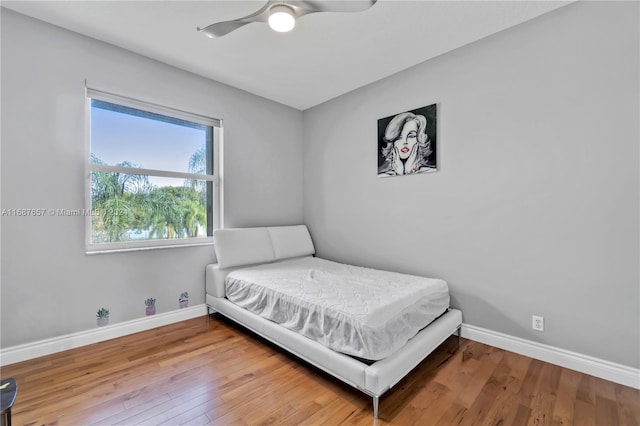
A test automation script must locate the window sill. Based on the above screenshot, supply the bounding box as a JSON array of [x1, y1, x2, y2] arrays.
[[86, 238, 214, 255]]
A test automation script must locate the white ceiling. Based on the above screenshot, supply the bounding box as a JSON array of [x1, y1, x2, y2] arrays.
[[2, 0, 571, 110]]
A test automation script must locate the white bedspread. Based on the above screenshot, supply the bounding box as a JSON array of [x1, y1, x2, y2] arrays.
[[225, 257, 449, 360]]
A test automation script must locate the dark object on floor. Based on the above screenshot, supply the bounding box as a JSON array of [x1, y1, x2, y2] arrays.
[[1, 378, 17, 426]]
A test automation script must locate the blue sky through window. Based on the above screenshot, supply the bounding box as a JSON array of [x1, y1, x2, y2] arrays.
[[90, 105, 207, 186]]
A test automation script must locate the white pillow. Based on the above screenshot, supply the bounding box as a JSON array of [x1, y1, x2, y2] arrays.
[[214, 227, 275, 269], [268, 225, 315, 260]]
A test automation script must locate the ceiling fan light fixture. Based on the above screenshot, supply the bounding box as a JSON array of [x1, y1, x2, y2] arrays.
[[268, 5, 295, 33], [198, 0, 377, 38]]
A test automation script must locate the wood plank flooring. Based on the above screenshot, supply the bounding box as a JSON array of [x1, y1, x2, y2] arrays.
[[1, 315, 638, 425]]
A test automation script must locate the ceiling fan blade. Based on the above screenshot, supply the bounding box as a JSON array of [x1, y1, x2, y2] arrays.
[[197, 2, 271, 38], [291, 0, 378, 13], [198, 20, 253, 38]]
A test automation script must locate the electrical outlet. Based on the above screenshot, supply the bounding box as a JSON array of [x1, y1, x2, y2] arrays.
[[532, 315, 544, 331]]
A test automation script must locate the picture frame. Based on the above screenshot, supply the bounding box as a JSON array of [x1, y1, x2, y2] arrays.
[[377, 104, 437, 177]]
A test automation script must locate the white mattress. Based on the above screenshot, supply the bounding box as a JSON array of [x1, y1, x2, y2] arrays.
[[225, 257, 449, 360]]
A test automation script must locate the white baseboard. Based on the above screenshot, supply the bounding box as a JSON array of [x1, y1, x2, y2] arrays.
[[0, 304, 209, 366], [462, 323, 640, 390], [2, 310, 637, 390]]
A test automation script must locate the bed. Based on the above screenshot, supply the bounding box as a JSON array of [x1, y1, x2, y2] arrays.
[[205, 225, 462, 418]]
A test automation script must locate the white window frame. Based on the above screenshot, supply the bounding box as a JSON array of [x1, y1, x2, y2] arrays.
[[85, 88, 221, 254]]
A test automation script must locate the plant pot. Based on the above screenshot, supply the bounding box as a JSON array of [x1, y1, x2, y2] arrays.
[[97, 316, 109, 327], [179, 300, 189, 309], [145, 306, 156, 316]]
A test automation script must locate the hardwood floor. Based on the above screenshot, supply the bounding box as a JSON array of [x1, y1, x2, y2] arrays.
[[1, 315, 638, 425]]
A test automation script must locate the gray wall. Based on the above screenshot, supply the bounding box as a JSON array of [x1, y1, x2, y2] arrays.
[[303, 1, 639, 368], [0, 9, 303, 348]]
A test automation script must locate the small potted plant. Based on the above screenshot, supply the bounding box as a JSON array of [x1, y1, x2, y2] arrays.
[[96, 307, 110, 327], [179, 292, 189, 309], [145, 297, 156, 316]]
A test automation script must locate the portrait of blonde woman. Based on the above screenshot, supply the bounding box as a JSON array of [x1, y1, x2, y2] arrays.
[[377, 105, 436, 177]]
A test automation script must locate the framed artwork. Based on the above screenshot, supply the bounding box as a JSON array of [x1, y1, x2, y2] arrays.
[[377, 104, 437, 177]]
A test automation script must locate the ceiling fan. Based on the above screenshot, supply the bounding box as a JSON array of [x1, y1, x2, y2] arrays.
[[197, 0, 378, 38]]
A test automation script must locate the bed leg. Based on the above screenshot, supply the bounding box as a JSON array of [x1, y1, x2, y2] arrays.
[[373, 396, 379, 419], [206, 306, 215, 326], [457, 325, 462, 347]]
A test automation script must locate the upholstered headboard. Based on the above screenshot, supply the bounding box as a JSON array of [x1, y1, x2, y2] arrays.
[[213, 225, 315, 269], [206, 225, 315, 298]]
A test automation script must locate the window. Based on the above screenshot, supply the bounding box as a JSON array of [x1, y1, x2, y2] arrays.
[[86, 89, 221, 253]]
